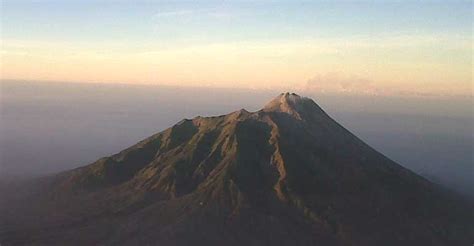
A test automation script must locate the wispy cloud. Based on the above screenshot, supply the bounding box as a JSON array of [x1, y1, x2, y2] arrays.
[[304, 72, 472, 98], [152, 8, 234, 20], [305, 73, 380, 95], [153, 9, 203, 18]]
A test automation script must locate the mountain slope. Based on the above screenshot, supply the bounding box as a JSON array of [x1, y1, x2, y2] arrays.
[[1, 93, 473, 246]]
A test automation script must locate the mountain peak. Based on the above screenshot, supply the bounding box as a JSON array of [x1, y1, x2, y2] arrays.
[[277, 92, 305, 102], [264, 92, 304, 109], [263, 92, 318, 119]]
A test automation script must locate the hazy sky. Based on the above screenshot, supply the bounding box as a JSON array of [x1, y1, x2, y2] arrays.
[[1, 0, 472, 96]]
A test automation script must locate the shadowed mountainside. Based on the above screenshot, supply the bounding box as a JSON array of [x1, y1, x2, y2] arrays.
[[1, 93, 473, 246]]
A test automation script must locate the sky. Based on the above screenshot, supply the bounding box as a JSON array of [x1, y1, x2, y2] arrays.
[[1, 0, 472, 97]]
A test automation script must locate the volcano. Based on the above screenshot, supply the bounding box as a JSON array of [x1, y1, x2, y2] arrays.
[[1, 93, 473, 246]]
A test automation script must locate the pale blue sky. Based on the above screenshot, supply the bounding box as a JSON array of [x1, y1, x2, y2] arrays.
[[3, 1, 471, 43]]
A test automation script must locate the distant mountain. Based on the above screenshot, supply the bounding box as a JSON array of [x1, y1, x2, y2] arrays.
[[1, 93, 472, 246]]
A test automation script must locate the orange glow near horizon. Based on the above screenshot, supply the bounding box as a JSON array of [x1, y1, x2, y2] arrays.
[[2, 37, 471, 97]]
